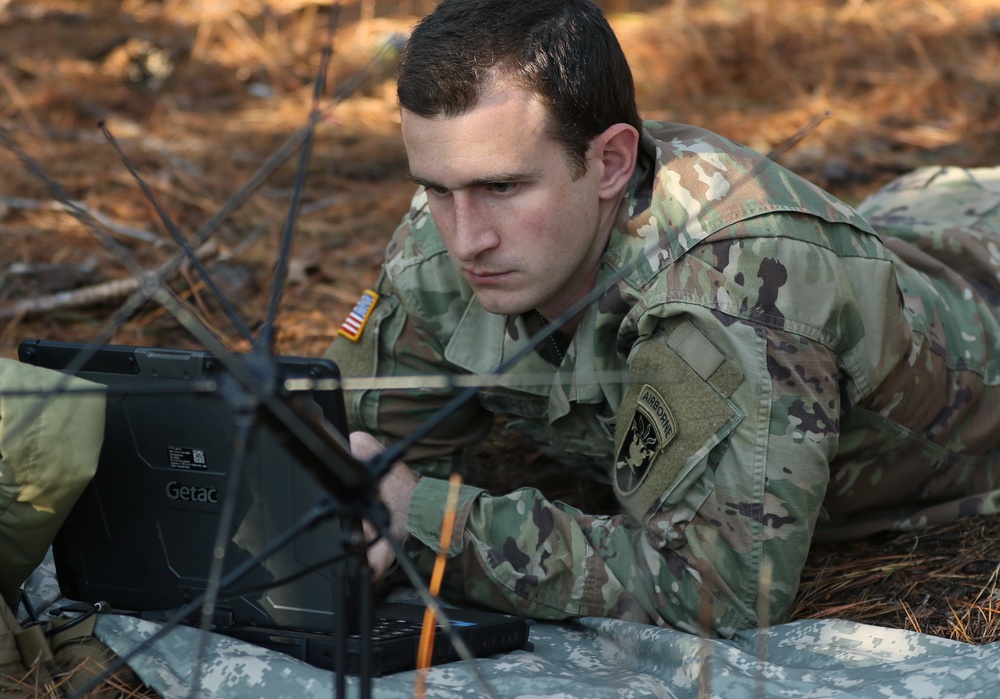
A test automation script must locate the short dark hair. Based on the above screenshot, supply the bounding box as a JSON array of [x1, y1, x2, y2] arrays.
[[396, 0, 641, 178]]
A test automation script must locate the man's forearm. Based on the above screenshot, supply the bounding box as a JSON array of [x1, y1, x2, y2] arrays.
[[403, 476, 770, 634]]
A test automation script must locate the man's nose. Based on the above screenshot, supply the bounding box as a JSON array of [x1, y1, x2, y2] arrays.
[[450, 193, 500, 261]]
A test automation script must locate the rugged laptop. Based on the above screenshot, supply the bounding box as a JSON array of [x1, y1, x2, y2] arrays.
[[18, 339, 530, 675]]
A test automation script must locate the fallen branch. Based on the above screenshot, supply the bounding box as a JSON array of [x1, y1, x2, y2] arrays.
[[0, 241, 218, 320], [0, 196, 162, 244]]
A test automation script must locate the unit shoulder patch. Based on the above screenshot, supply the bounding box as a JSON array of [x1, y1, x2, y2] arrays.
[[615, 384, 676, 496], [614, 334, 742, 520], [338, 289, 380, 341]]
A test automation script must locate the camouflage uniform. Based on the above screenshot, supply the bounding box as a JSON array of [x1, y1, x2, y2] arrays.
[[326, 122, 1000, 637]]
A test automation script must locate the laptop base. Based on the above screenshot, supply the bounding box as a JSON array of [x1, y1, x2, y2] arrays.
[[220, 602, 531, 676]]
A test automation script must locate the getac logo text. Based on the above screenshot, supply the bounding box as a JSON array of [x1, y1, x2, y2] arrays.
[[166, 481, 219, 504]]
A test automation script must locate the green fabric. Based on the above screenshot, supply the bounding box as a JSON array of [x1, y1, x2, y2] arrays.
[[0, 359, 105, 608], [613, 335, 740, 521]]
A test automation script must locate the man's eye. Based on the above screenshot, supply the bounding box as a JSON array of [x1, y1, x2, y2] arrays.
[[427, 185, 450, 196], [489, 182, 517, 194]]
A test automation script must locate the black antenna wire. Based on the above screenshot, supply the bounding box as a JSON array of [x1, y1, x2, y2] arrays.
[[258, 4, 341, 356], [189, 410, 257, 697], [98, 121, 256, 345]]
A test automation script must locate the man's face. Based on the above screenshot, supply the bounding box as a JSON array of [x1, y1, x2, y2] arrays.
[[401, 84, 613, 323]]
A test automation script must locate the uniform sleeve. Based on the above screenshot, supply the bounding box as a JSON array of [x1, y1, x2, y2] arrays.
[[402, 311, 838, 635], [324, 271, 495, 477]]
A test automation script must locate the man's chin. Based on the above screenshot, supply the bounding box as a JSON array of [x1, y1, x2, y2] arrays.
[[474, 294, 533, 318]]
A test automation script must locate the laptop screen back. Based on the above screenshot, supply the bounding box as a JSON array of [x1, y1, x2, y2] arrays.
[[19, 339, 359, 634]]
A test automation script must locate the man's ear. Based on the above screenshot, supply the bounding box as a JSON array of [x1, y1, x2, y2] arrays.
[[593, 123, 639, 200]]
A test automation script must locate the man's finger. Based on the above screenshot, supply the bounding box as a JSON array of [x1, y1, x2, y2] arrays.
[[367, 537, 396, 580]]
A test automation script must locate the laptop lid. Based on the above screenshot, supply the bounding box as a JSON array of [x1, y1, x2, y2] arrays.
[[19, 338, 357, 633]]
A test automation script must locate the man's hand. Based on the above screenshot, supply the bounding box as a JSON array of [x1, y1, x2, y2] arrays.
[[350, 431, 421, 580]]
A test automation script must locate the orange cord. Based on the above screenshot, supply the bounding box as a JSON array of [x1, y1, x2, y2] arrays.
[[415, 471, 464, 696]]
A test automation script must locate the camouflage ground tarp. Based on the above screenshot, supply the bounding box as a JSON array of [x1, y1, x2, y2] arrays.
[[95, 614, 1000, 699], [23, 556, 1000, 699]]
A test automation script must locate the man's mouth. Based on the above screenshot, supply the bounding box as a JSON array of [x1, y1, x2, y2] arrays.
[[463, 268, 511, 283]]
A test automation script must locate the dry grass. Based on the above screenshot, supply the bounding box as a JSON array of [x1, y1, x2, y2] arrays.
[[1, 6, 1000, 695], [2, 654, 159, 698], [792, 517, 1000, 643]]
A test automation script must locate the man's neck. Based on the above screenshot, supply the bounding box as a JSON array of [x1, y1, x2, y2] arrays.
[[535, 195, 625, 336]]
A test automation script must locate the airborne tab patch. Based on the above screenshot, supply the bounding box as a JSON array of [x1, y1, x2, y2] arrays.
[[338, 289, 380, 341], [615, 384, 676, 496], [613, 332, 742, 521]]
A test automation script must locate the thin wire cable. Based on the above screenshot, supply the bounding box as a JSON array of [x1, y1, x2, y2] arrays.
[[259, 4, 340, 356], [189, 410, 258, 698], [98, 122, 256, 345]]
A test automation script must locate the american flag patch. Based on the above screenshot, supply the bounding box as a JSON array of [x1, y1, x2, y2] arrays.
[[338, 289, 380, 341]]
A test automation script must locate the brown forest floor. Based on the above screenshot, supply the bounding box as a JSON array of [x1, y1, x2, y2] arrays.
[[3, 0, 1000, 662]]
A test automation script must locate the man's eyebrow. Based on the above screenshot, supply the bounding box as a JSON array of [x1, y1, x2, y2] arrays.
[[407, 174, 438, 189], [407, 171, 532, 190]]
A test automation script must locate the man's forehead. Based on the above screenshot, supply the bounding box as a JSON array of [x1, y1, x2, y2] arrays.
[[401, 88, 547, 138], [400, 96, 554, 187]]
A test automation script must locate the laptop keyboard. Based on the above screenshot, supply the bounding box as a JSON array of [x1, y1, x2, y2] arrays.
[[366, 616, 427, 641]]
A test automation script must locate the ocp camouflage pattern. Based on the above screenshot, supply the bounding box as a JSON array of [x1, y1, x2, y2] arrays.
[[326, 121, 1000, 638]]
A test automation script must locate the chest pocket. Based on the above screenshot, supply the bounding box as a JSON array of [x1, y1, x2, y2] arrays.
[[614, 321, 744, 522]]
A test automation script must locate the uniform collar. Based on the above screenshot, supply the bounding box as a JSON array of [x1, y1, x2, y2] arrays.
[[443, 297, 608, 420]]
